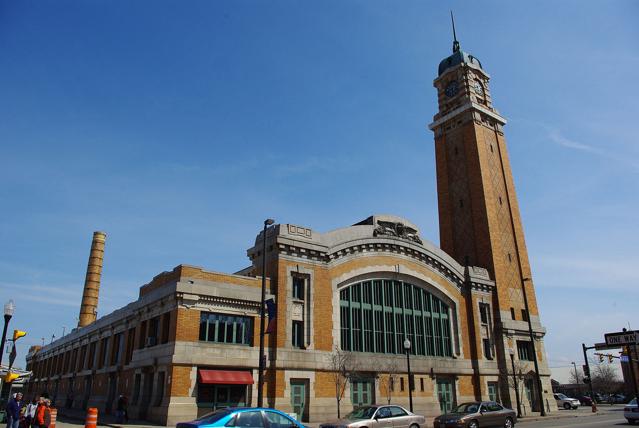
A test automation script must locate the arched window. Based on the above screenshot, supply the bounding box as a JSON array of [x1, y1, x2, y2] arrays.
[[339, 279, 452, 357]]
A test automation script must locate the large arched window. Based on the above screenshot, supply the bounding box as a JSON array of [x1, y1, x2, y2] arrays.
[[339, 279, 452, 357]]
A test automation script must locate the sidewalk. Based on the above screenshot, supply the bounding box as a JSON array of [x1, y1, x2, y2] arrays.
[[517, 404, 624, 424], [56, 407, 161, 428]]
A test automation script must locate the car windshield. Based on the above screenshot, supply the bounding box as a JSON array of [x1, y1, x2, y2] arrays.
[[452, 403, 480, 414], [631, 398, 637, 405], [195, 409, 232, 423], [346, 406, 378, 420]]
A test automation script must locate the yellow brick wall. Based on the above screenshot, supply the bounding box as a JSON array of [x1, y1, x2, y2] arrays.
[[176, 308, 201, 342]]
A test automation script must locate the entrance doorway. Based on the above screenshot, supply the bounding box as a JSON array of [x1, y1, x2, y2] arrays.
[[290, 379, 309, 422], [351, 378, 374, 408], [437, 379, 455, 413]]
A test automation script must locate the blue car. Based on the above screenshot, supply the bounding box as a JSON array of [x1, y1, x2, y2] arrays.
[[177, 407, 306, 428]]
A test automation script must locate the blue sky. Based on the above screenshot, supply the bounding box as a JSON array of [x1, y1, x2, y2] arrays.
[[1, 1, 638, 382]]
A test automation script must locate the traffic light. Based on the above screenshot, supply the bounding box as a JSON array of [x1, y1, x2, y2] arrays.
[[608, 354, 614, 363], [4, 372, 19, 383], [599, 354, 604, 363], [13, 330, 26, 341], [583, 365, 590, 377], [583, 377, 590, 384]]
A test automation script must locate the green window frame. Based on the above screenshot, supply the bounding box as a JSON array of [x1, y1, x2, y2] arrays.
[[339, 279, 453, 357], [198, 312, 253, 345]]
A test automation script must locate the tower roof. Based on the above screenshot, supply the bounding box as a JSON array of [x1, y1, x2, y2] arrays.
[[438, 50, 484, 76], [438, 12, 484, 77]]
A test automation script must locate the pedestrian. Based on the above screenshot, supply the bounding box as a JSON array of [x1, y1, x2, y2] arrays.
[[24, 399, 37, 428], [34, 398, 47, 428], [42, 400, 51, 428], [116, 394, 129, 423], [5, 392, 23, 428]]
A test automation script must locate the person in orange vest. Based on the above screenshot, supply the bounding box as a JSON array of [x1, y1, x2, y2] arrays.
[[35, 397, 48, 428]]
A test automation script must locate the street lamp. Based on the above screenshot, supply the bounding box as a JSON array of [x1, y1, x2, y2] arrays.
[[403, 338, 413, 412], [509, 349, 522, 418], [571, 361, 579, 384], [257, 218, 275, 408], [521, 277, 546, 416], [0, 299, 15, 366]]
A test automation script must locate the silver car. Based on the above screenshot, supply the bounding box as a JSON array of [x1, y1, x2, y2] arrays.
[[553, 393, 579, 410], [320, 405, 426, 428]]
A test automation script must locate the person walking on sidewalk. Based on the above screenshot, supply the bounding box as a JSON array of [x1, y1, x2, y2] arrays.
[[24, 399, 37, 428], [34, 398, 48, 428], [5, 392, 23, 428]]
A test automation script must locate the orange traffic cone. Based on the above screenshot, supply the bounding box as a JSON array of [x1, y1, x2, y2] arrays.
[[85, 407, 98, 428]]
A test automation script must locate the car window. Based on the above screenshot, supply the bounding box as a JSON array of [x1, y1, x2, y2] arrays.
[[375, 407, 391, 419], [264, 411, 296, 428], [198, 409, 232, 424], [231, 411, 265, 428], [389, 407, 408, 417], [347, 407, 378, 419], [487, 402, 502, 412]]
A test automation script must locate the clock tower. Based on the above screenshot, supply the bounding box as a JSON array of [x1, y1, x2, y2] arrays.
[[429, 32, 553, 410]]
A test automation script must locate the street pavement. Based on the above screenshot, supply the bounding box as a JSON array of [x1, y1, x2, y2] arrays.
[[53, 405, 631, 428]]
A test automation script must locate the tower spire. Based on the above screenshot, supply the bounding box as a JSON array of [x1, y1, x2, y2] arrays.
[[450, 10, 460, 53]]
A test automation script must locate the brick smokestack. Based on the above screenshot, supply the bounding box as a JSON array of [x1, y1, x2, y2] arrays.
[[78, 231, 107, 328]]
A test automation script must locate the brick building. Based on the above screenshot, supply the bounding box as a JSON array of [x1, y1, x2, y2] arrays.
[[25, 37, 554, 424]]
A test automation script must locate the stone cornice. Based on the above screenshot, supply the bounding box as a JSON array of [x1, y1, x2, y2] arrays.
[[428, 101, 507, 130], [277, 237, 495, 293]]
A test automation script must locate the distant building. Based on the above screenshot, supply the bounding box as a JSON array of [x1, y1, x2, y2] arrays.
[[25, 35, 555, 424]]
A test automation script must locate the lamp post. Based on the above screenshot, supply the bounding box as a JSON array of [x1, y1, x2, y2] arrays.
[[510, 349, 522, 418], [1, 300, 15, 366], [257, 218, 275, 408], [521, 277, 546, 416], [403, 338, 413, 412]]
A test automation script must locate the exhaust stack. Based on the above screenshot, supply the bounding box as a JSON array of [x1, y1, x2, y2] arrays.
[[78, 231, 107, 328]]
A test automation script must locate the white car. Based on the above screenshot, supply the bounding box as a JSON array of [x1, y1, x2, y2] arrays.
[[553, 393, 579, 410], [625, 398, 638, 425]]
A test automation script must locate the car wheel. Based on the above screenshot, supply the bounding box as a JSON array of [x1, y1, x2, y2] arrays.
[[563, 403, 571, 410], [409, 424, 420, 428], [627, 419, 636, 425], [504, 417, 514, 428], [467, 420, 478, 428]]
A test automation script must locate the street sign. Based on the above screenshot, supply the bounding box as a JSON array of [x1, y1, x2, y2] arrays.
[[604, 330, 639, 347], [621, 355, 630, 363], [595, 342, 619, 350]]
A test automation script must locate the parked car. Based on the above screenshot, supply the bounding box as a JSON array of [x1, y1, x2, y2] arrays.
[[433, 402, 517, 428], [625, 398, 638, 425], [553, 393, 579, 410], [177, 407, 306, 428], [608, 393, 626, 404], [576, 395, 593, 406], [319, 405, 425, 428]]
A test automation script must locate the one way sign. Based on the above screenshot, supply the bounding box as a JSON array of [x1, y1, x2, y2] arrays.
[[604, 330, 639, 347]]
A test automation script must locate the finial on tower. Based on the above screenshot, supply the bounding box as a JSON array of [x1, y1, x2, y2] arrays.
[[450, 11, 460, 53]]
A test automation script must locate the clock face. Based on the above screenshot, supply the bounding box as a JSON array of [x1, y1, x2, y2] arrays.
[[474, 81, 484, 96], [445, 80, 459, 98]]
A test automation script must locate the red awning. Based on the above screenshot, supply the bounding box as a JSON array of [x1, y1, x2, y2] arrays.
[[198, 369, 254, 385]]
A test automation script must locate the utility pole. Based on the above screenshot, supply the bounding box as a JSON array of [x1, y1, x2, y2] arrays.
[[582, 344, 595, 402]]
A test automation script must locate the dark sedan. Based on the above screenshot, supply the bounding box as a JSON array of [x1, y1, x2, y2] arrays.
[[433, 402, 516, 428]]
